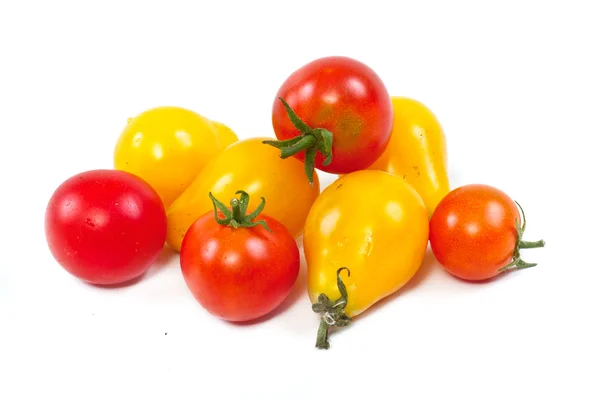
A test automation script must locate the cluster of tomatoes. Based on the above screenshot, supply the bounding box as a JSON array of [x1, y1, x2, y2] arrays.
[[44, 56, 544, 349]]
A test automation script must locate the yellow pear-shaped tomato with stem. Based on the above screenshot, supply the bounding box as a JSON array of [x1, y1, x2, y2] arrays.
[[368, 97, 450, 217], [166, 137, 320, 252], [114, 106, 238, 208], [304, 169, 429, 349]]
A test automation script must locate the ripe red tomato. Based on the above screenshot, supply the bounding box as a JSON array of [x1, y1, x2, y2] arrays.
[[429, 184, 545, 281], [45, 169, 167, 285], [266, 56, 393, 183], [180, 191, 300, 322]]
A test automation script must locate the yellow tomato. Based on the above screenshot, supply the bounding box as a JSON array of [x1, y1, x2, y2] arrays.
[[212, 120, 238, 149], [304, 170, 429, 348], [166, 137, 320, 251], [368, 97, 450, 217], [114, 106, 238, 208]]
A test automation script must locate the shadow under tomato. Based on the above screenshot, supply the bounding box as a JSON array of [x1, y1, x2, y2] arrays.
[[85, 245, 178, 289], [86, 273, 146, 289], [144, 245, 179, 279], [444, 266, 526, 285]]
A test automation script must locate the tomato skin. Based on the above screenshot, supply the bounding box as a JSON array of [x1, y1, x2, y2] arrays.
[[114, 106, 238, 208], [212, 120, 239, 149], [367, 97, 451, 217], [44, 169, 167, 285], [272, 56, 393, 174], [180, 212, 300, 322], [429, 184, 520, 281], [304, 170, 429, 317], [166, 137, 320, 252]]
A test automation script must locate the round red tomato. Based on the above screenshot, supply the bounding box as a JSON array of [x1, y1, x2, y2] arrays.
[[429, 184, 545, 281], [45, 169, 167, 285], [180, 191, 300, 322], [266, 56, 393, 181]]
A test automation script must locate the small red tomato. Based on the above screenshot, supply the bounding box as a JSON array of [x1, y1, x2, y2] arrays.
[[429, 184, 545, 281], [180, 190, 300, 322], [45, 169, 167, 285], [265, 56, 393, 184]]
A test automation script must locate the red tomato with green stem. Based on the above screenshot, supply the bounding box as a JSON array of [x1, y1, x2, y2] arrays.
[[44, 169, 167, 285], [264, 56, 393, 184], [180, 190, 300, 322], [429, 184, 545, 281]]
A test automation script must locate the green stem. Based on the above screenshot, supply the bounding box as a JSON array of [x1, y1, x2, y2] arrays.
[[208, 191, 271, 232], [263, 97, 333, 186], [315, 319, 330, 350], [519, 239, 545, 249], [515, 259, 538, 269], [280, 135, 317, 159], [311, 267, 352, 350], [230, 198, 244, 222], [499, 201, 545, 273]]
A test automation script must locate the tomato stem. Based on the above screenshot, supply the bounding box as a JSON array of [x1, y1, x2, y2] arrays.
[[499, 201, 545, 273], [312, 267, 351, 350], [280, 135, 317, 159], [230, 198, 245, 223], [263, 97, 333, 186], [315, 319, 331, 349], [515, 259, 537, 269], [208, 191, 271, 232], [519, 239, 545, 249]]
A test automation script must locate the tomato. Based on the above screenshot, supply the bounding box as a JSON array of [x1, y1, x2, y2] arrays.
[[429, 184, 545, 281], [44, 169, 167, 285], [367, 97, 451, 217], [166, 137, 320, 252], [303, 170, 429, 348], [180, 191, 300, 322], [114, 106, 238, 208], [265, 56, 393, 183], [212, 120, 238, 148]]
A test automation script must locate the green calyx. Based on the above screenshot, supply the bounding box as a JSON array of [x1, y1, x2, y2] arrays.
[[208, 190, 271, 232], [312, 267, 352, 350], [499, 201, 545, 272], [263, 97, 333, 186]]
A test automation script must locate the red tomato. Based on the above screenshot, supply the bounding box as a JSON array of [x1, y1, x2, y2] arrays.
[[266, 56, 393, 182], [429, 184, 545, 281], [180, 191, 300, 322], [45, 169, 167, 285]]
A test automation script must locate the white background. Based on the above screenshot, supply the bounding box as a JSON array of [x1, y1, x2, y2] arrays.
[[1, 1, 599, 399]]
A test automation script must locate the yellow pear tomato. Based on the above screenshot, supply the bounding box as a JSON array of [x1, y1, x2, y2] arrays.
[[368, 97, 450, 217], [113, 106, 238, 208], [304, 169, 429, 349], [212, 120, 238, 149], [166, 137, 320, 252]]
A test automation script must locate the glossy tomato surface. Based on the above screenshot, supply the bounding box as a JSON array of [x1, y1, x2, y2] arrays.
[[367, 96, 450, 217], [429, 184, 520, 281], [180, 211, 300, 322], [304, 170, 429, 317], [272, 56, 393, 174], [45, 169, 167, 285], [114, 106, 238, 208], [166, 137, 320, 251]]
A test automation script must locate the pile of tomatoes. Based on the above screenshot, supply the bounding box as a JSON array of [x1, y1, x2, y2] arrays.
[[44, 56, 545, 349]]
